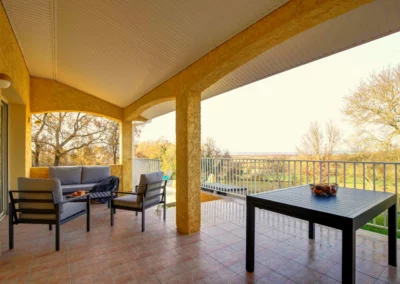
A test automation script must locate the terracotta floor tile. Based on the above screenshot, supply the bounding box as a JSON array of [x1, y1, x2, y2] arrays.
[[307, 256, 336, 274], [356, 257, 386, 278], [0, 200, 396, 284], [314, 274, 340, 284], [289, 267, 323, 284], [379, 266, 400, 283], [256, 271, 296, 284]]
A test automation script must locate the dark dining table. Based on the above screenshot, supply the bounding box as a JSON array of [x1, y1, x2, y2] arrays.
[[246, 185, 397, 283]]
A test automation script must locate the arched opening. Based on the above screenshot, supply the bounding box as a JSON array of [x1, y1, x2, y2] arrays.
[[31, 111, 120, 167]]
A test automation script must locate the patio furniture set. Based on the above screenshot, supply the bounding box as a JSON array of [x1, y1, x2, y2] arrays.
[[6, 167, 397, 283], [8, 167, 167, 251]]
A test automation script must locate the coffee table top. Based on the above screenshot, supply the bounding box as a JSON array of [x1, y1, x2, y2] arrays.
[[248, 185, 395, 218]]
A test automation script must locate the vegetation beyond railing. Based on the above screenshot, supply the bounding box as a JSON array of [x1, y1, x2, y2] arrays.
[[132, 158, 161, 186], [201, 158, 400, 232]]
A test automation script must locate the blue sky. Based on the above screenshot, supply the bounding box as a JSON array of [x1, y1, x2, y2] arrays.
[[138, 32, 400, 153]]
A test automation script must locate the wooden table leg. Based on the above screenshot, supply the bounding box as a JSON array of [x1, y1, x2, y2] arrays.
[[309, 222, 315, 239], [246, 202, 255, 272], [388, 203, 397, 267], [342, 228, 356, 284]]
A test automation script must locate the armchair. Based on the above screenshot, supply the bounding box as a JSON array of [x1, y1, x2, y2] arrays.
[[110, 171, 166, 232], [9, 178, 90, 251]]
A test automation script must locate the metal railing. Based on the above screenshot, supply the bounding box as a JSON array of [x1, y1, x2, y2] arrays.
[[201, 158, 400, 232], [132, 158, 161, 186]]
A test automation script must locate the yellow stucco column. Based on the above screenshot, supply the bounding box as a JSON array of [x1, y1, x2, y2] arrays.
[[121, 121, 132, 191], [176, 90, 201, 234]]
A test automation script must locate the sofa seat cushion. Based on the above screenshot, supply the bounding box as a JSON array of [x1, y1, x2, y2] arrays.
[[61, 183, 97, 193], [82, 166, 110, 184], [19, 201, 86, 221], [113, 195, 140, 208], [49, 167, 82, 185]]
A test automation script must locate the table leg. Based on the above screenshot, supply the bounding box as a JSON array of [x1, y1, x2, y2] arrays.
[[342, 229, 355, 284], [309, 222, 315, 239], [388, 203, 397, 266], [246, 202, 255, 272]]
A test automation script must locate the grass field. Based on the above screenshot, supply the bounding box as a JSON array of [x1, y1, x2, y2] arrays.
[[363, 214, 400, 238]]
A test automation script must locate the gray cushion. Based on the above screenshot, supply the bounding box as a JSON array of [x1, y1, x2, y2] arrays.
[[81, 166, 110, 184], [137, 171, 164, 204], [113, 194, 140, 208], [19, 199, 86, 221], [49, 166, 82, 185], [61, 201, 87, 220], [61, 183, 97, 193], [17, 177, 64, 214]]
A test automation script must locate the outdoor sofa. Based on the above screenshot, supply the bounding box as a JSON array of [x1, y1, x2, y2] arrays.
[[49, 166, 114, 193], [49, 166, 119, 205]]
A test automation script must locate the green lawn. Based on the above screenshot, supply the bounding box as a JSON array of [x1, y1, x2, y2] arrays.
[[363, 214, 400, 238]]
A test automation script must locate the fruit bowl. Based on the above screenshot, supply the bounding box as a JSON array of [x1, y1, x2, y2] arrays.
[[310, 183, 338, 197]]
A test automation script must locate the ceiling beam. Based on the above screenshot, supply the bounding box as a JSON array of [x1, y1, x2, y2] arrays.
[[124, 0, 372, 121]]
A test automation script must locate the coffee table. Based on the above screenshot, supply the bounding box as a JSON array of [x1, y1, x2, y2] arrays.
[[246, 185, 397, 283], [65, 191, 114, 207]]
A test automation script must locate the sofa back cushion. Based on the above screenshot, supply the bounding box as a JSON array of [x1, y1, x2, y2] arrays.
[[81, 166, 110, 184], [49, 166, 82, 185]]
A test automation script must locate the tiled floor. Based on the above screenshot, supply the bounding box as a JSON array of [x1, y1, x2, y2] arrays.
[[1, 197, 400, 283]]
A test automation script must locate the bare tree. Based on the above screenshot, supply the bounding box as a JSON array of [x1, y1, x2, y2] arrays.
[[201, 137, 231, 157], [297, 120, 342, 160], [343, 64, 400, 151], [105, 121, 120, 164], [33, 112, 108, 166], [32, 113, 48, 167]]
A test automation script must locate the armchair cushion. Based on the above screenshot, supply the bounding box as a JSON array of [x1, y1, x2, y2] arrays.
[[17, 177, 64, 213], [19, 201, 86, 221], [49, 166, 82, 185], [81, 166, 110, 184], [113, 195, 140, 208]]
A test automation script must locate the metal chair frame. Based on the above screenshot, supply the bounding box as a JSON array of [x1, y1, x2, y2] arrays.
[[110, 180, 167, 232], [9, 190, 90, 251]]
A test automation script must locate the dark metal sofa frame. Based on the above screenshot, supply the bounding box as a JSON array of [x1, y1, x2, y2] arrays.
[[110, 180, 167, 232], [9, 190, 90, 251]]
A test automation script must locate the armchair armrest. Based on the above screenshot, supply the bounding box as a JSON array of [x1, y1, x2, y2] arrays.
[[113, 191, 143, 196]]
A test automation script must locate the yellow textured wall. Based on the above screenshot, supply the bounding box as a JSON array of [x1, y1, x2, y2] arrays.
[[0, 4, 30, 105], [125, 0, 372, 120], [0, 3, 31, 186], [30, 77, 133, 189], [176, 91, 201, 234], [31, 77, 124, 121]]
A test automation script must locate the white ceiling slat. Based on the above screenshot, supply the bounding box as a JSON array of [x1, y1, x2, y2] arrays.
[[2, 0, 53, 78], [2, 0, 400, 120], [2, 0, 288, 107], [200, 0, 400, 109]]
